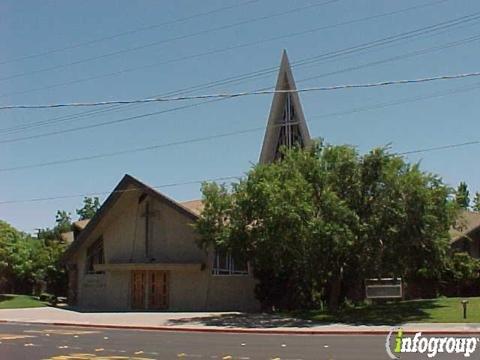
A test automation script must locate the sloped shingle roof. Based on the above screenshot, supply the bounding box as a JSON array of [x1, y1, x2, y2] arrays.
[[180, 199, 204, 216], [450, 210, 480, 243], [72, 219, 90, 231]]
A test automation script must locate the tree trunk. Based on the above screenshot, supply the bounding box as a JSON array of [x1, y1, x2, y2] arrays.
[[328, 270, 342, 312]]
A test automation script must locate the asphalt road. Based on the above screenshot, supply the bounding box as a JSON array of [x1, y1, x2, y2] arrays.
[[0, 322, 474, 359]]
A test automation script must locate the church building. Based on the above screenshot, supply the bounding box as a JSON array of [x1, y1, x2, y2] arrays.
[[62, 51, 312, 311]]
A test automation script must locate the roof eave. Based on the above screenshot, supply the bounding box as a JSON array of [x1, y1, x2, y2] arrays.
[[61, 174, 199, 264]]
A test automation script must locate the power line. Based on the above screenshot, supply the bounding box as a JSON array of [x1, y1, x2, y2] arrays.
[[307, 80, 480, 121], [0, 0, 260, 65], [0, 64, 284, 135], [0, 176, 241, 205], [1, 137, 479, 205], [292, 12, 480, 70], [0, 127, 263, 172], [1, 71, 479, 110], [2, 25, 479, 137], [295, 32, 480, 85], [1, 12, 478, 144], [3, 79, 480, 173], [0, 99, 224, 145], [0, 0, 340, 82], [398, 141, 480, 155], [0, 0, 451, 101], [0, 2, 473, 139]]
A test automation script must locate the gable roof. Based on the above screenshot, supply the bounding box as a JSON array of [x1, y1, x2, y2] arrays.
[[62, 174, 199, 263], [450, 210, 480, 243], [259, 50, 311, 164], [180, 199, 204, 216], [60, 231, 74, 244], [73, 219, 90, 231]]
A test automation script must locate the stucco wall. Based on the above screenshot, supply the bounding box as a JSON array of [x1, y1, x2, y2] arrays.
[[83, 187, 205, 265], [76, 250, 109, 309], [204, 275, 259, 311], [169, 270, 259, 312], [73, 184, 260, 311]]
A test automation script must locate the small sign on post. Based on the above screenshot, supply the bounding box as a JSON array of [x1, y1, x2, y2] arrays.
[[365, 278, 403, 300], [461, 300, 469, 319]]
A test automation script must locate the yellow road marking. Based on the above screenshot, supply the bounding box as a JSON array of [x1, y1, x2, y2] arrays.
[[222, 356, 233, 360], [44, 355, 95, 360], [175, 354, 202, 359], [0, 333, 36, 340], [44, 354, 155, 360]]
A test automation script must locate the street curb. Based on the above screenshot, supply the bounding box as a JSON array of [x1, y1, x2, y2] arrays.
[[1, 319, 480, 335]]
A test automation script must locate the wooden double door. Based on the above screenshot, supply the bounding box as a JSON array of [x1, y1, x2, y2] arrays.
[[131, 270, 169, 310]]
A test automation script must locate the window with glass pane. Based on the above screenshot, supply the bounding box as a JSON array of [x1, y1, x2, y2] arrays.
[[86, 237, 105, 274], [212, 249, 248, 275]]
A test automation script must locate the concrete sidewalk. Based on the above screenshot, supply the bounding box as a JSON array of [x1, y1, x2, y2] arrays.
[[0, 307, 479, 334]]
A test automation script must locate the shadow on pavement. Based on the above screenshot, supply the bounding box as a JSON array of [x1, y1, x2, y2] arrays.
[[52, 298, 450, 328], [167, 300, 447, 328], [167, 312, 319, 328]]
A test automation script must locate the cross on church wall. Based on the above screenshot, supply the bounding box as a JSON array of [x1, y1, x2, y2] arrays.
[[138, 195, 161, 260]]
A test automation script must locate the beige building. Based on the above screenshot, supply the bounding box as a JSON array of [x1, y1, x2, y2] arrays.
[[450, 210, 480, 258], [62, 51, 312, 311]]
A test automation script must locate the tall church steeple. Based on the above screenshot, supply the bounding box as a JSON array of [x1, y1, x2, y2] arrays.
[[259, 50, 311, 164]]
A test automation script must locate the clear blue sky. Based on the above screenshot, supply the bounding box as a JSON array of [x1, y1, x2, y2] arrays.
[[1, 0, 479, 233]]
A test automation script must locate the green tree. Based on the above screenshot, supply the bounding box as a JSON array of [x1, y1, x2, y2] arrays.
[[446, 252, 480, 282], [76, 196, 100, 220], [34, 209, 72, 295], [456, 182, 470, 209], [0, 221, 46, 293], [1, 208, 73, 296], [55, 210, 72, 234], [196, 143, 457, 310], [37, 209, 72, 244], [473, 192, 480, 212], [36, 237, 68, 296]]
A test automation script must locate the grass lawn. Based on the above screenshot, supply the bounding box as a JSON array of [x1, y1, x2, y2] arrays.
[[0, 294, 47, 309], [294, 297, 480, 324]]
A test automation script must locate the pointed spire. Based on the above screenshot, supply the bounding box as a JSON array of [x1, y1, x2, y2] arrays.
[[259, 50, 311, 164]]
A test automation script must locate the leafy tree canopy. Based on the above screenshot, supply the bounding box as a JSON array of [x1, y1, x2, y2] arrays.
[[1, 196, 102, 296], [196, 142, 458, 310], [456, 181, 470, 209], [76, 196, 100, 220], [0, 220, 56, 294], [473, 192, 480, 212]]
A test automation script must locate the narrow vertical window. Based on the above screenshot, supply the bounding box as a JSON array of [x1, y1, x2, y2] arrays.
[[86, 237, 105, 274]]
